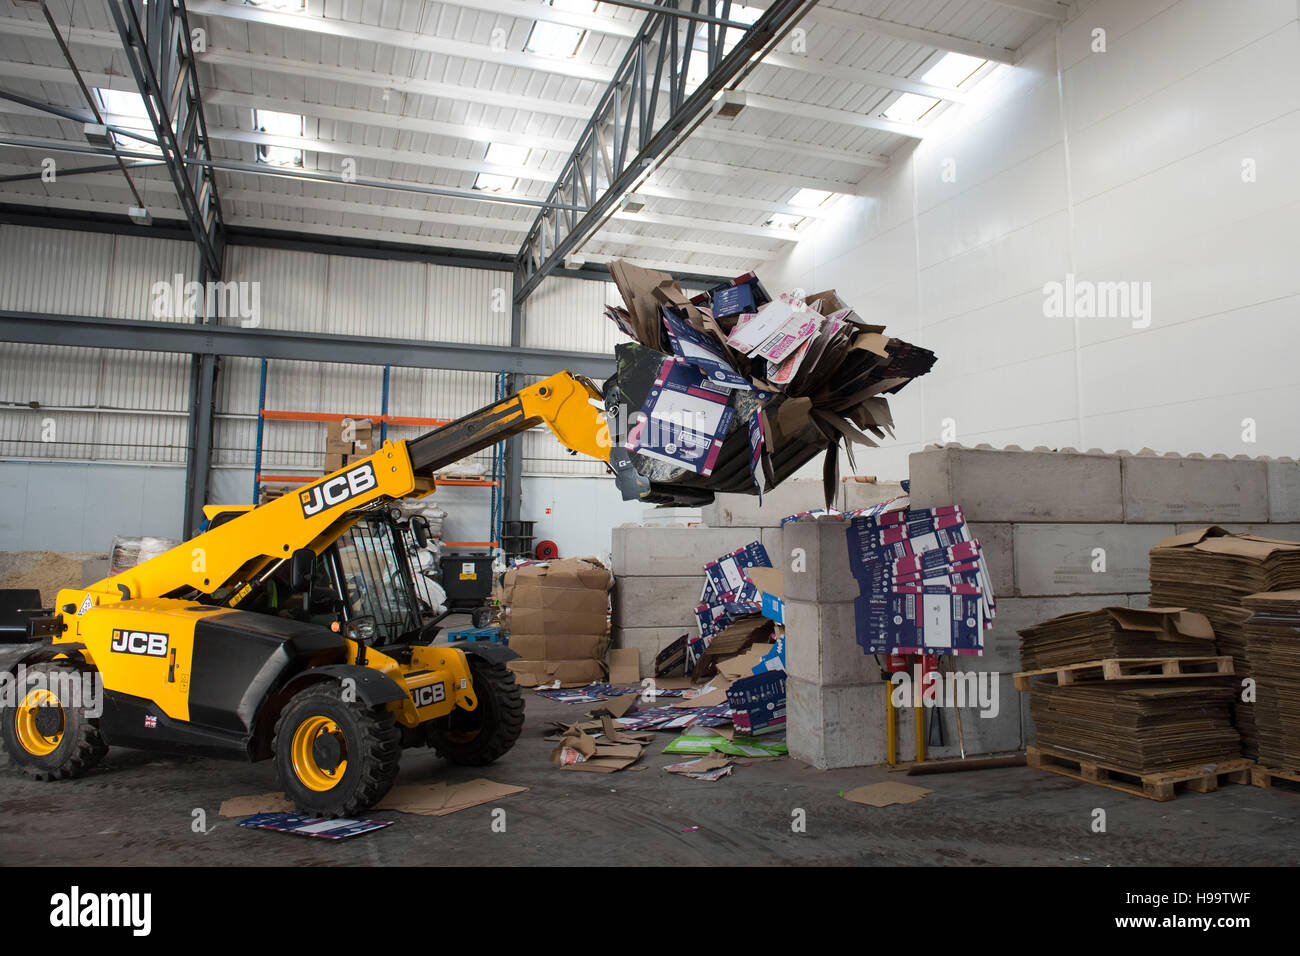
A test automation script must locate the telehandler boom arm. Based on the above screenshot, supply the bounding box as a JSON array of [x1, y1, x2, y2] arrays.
[[82, 371, 642, 609]]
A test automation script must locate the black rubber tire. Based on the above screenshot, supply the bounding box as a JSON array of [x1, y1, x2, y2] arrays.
[[272, 682, 401, 818], [428, 660, 524, 766], [1, 662, 107, 781]]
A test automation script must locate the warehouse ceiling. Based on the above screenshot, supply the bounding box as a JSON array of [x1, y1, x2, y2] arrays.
[[0, 0, 1064, 279]]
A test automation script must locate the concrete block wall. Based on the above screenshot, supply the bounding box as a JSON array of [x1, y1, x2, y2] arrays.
[[782, 447, 1300, 768], [610, 479, 904, 675], [908, 445, 1300, 756], [610, 525, 783, 675]]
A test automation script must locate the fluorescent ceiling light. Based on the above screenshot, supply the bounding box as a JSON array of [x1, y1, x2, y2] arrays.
[[789, 187, 831, 208], [484, 142, 530, 167], [526, 0, 595, 58], [473, 173, 518, 192], [764, 212, 803, 230], [243, 0, 308, 11], [882, 92, 940, 124], [475, 143, 529, 192], [920, 52, 988, 89], [94, 88, 161, 155], [252, 108, 304, 167]]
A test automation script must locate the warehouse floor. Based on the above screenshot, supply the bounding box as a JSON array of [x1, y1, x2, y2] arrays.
[[1, 691, 1296, 867]]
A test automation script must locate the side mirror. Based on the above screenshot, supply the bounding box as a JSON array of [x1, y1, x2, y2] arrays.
[[411, 515, 431, 548], [288, 548, 316, 593]]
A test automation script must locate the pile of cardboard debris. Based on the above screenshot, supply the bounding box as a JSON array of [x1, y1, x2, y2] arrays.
[[537, 540, 790, 779], [603, 261, 936, 507]]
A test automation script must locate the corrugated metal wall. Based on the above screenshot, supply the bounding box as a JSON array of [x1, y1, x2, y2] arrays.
[[0, 223, 698, 495], [0, 225, 196, 466]]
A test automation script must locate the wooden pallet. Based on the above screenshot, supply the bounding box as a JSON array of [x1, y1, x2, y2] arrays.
[[1026, 745, 1253, 801], [1250, 765, 1300, 792], [1013, 656, 1234, 691]]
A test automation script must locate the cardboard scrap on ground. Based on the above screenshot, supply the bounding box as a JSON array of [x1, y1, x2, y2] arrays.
[[599, 713, 655, 745], [587, 692, 639, 719], [671, 677, 732, 709], [379, 779, 527, 817], [663, 725, 788, 758], [842, 782, 932, 807], [664, 754, 734, 781], [219, 792, 295, 818], [551, 723, 644, 773]]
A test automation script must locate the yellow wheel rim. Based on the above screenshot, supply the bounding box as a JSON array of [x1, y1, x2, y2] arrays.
[[290, 715, 348, 792], [14, 688, 64, 757]]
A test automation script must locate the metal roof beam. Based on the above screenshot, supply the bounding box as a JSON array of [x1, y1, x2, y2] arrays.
[[0, 310, 619, 379], [106, 0, 225, 277], [513, 0, 819, 304], [185, 0, 614, 84]]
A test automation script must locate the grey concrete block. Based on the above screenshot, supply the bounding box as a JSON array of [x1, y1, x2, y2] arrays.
[[783, 599, 876, 686], [760, 527, 783, 568], [1268, 460, 1300, 522], [780, 516, 858, 603], [613, 575, 700, 628], [838, 479, 907, 512], [967, 522, 1014, 597], [910, 447, 1123, 522], [612, 626, 691, 677], [1122, 456, 1268, 523], [700, 479, 827, 528], [788, 676, 912, 769], [923, 675, 1023, 758], [611, 526, 763, 577], [1013, 523, 1171, 595]]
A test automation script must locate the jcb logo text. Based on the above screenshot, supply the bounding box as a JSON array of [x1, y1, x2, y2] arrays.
[[110, 630, 170, 657], [300, 463, 378, 518]]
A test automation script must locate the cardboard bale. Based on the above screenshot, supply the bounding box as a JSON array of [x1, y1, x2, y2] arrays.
[[1242, 590, 1300, 771], [505, 634, 605, 661], [508, 658, 605, 688], [1149, 526, 1300, 756], [1017, 606, 1215, 671]]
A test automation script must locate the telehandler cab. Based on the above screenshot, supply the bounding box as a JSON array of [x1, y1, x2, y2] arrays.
[[1, 372, 643, 816]]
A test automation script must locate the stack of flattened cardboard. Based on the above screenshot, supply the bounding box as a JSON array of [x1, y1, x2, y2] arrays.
[[1029, 683, 1240, 771], [604, 262, 936, 507], [1018, 606, 1215, 670], [1242, 590, 1300, 771], [1019, 604, 1241, 772], [1149, 527, 1300, 758], [503, 558, 613, 687], [324, 418, 374, 473]]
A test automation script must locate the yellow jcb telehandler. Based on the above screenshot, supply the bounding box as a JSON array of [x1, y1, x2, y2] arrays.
[[1, 372, 647, 816]]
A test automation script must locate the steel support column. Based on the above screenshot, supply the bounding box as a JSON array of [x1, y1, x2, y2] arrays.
[[501, 293, 526, 525]]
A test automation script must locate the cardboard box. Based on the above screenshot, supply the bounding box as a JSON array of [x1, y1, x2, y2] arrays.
[[504, 558, 612, 636], [323, 453, 346, 473], [726, 671, 787, 735], [508, 659, 605, 688]]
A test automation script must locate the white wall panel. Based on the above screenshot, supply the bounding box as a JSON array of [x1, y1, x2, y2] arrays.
[[764, 0, 1300, 470]]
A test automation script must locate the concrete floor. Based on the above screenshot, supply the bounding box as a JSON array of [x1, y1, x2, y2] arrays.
[[2, 688, 1298, 867]]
